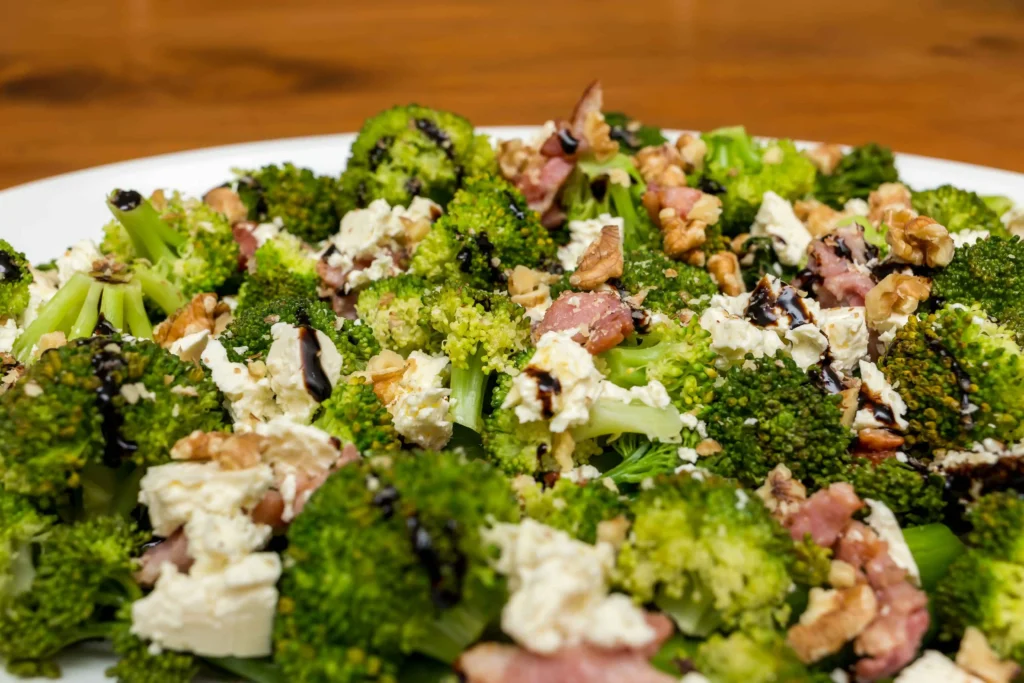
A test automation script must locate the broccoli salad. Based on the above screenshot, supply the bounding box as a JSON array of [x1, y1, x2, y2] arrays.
[[2, 80, 1024, 683]]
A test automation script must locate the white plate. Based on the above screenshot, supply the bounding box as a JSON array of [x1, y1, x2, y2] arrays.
[[1, 127, 1023, 682]]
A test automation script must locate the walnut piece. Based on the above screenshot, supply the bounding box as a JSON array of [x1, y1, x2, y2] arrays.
[[552, 431, 576, 473], [497, 138, 534, 181], [804, 143, 845, 176], [787, 584, 878, 664], [364, 350, 407, 406], [756, 463, 808, 520], [857, 428, 905, 451], [839, 382, 861, 428], [887, 215, 954, 267], [674, 133, 707, 173], [661, 208, 707, 259], [171, 430, 264, 470], [0, 354, 24, 396], [202, 186, 249, 224], [582, 110, 619, 162], [868, 182, 913, 225], [570, 225, 623, 290], [508, 265, 558, 310], [957, 626, 1021, 683], [794, 199, 844, 238], [596, 515, 631, 549], [37, 331, 67, 355], [634, 144, 688, 188], [707, 251, 745, 296], [864, 273, 932, 330], [153, 293, 230, 348]]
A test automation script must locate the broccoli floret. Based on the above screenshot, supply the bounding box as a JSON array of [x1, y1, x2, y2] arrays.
[[560, 154, 659, 250], [313, 376, 401, 453], [701, 355, 853, 486], [603, 112, 667, 153], [410, 175, 556, 288], [236, 163, 342, 242], [933, 236, 1024, 344], [0, 491, 55, 601], [696, 128, 816, 234], [569, 397, 684, 444], [338, 105, 496, 214], [275, 450, 519, 680], [733, 235, 801, 290], [423, 284, 531, 432], [813, 143, 899, 209], [104, 190, 240, 297], [236, 231, 320, 313], [600, 319, 719, 411], [903, 523, 965, 592], [619, 247, 717, 316], [880, 304, 1024, 452], [0, 515, 146, 678], [0, 336, 227, 518], [355, 274, 437, 356], [964, 491, 1024, 564], [517, 477, 627, 543], [106, 606, 199, 683], [602, 432, 701, 486], [615, 472, 795, 636], [480, 408, 560, 476], [689, 629, 832, 683], [12, 266, 184, 363], [825, 457, 946, 526], [982, 195, 1015, 217], [0, 240, 32, 319], [912, 184, 1008, 237]]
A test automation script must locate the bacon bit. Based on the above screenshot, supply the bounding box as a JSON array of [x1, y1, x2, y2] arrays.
[[570, 80, 605, 139], [232, 221, 260, 271], [786, 482, 864, 548], [804, 143, 845, 176], [203, 186, 249, 224], [134, 530, 193, 587], [787, 584, 878, 663], [570, 226, 624, 290], [534, 291, 635, 355]]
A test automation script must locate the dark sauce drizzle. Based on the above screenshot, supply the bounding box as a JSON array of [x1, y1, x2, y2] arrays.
[[110, 189, 142, 211], [926, 336, 975, 428], [414, 119, 455, 160], [298, 327, 333, 403], [808, 349, 845, 394], [372, 485, 400, 519], [608, 125, 638, 150], [91, 341, 139, 468], [557, 129, 580, 155], [0, 251, 23, 283], [368, 136, 394, 170], [404, 177, 424, 197], [524, 366, 562, 419], [832, 236, 853, 260], [406, 516, 467, 610], [93, 314, 117, 336], [697, 177, 726, 195], [505, 191, 527, 220], [590, 176, 609, 202], [745, 277, 814, 328], [631, 308, 652, 335]]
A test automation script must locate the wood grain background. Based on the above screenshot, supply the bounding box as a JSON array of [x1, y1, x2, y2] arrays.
[[2, 0, 1023, 189]]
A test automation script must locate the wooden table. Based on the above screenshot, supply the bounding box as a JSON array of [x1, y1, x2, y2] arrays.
[[2, 0, 1023, 189]]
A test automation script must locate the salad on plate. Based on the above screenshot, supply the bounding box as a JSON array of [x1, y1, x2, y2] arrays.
[[1, 81, 1024, 683]]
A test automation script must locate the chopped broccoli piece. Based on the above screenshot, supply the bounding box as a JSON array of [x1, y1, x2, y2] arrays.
[[236, 231, 320, 313], [603, 432, 700, 486], [313, 376, 401, 453], [903, 523, 965, 593], [275, 451, 519, 680], [236, 163, 342, 242], [338, 105, 496, 214], [619, 247, 717, 316], [603, 112, 667, 153], [356, 274, 438, 356], [692, 629, 832, 683], [701, 355, 853, 486], [881, 304, 1024, 452], [517, 477, 627, 543], [964, 491, 1024, 564], [410, 175, 556, 288], [825, 457, 946, 526], [560, 153, 659, 250], [733, 235, 801, 290], [911, 184, 1009, 236], [813, 143, 899, 209], [0, 240, 32, 319]]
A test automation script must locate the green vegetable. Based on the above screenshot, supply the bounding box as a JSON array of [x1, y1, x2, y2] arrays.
[[517, 476, 627, 543], [313, 376, 401, 453], [236, 163, 342, 242], [236, 231, 320, 313], [356, 274, 437, 356], [912, 184, 1008, 236], [824, 457, 946, 526], [813, 143, 899, 209], [0, 239, 32, 319], [603, 112, 667, 153], [903, 523, 965, 593], [619, 247, 718, 316], [560, 153, 659, 250], [692, 629, 832, 683]]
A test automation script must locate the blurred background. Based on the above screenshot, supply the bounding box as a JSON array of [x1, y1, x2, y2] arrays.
[[1, 0, 1023, 189]]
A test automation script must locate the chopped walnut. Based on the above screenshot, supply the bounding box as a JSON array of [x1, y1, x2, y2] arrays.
[[707, 251, 745, 296], [37, 331, 67, 356], [868, 182, 913, 225], [864, 273, 932, 330], [957, 626, 1021, 683], [839, 382, 861, 428], [756, 464, 808, 520], [804, 143, 845, 176], [661, 207, 707, 260], [857, 428, 905, 451], [634, 144, 688, 188], [582, 110, 619, 162], [90, 258, 132, 283], [828, 560, 858, 589], [552, 431, 576, 473], [149, 189, 169, 211], [794, 199, 844, 238], [674, 133, 707, 173], [508, 266, 558, 310], [787, 584, 878, 664], [202, 186, 249, 224], [695, 439, 723, 456], [596, 515, 631, 549], [398, 205, 440, 248], [497, 138, 534, 181], [363, 350, 407, 406], [0, 354, 24, 396], [887, 215, 954, 268], [171, 430, 264, 470], [154, 293, 230, 348], [570, 225, 623, 290]]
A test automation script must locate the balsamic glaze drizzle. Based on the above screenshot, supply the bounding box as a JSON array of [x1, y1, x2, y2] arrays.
[[110, 190, 142, 211], [926, 336, 975, 427], [414, 119, 455, 159], [0, 251, 23, 283], [557, 129, 580, 155], [524, 366, 562, 419], [91, 341, 139, 468], [298, 327, 333, 403]]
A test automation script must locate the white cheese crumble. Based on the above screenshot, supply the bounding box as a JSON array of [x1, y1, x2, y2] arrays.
[[698, 304, 786, 368], [169, 330, 211, 364], [1003, 205, 1024, 237], [893, 651, 982, 683], [502, 331, 603, 433], [202, 339, 280, 427], [596, 379, 672, 409], [816, 307, 870, 373], [557, 214, 625, 272], [250, 218, 282, 247], [185, 509, 272, 573], [21, 267, 59, 326], [865, 499, 920, 584], [854, 361, 909, 431], [56, 239, 103, 286], [750, 191, 812, 266], [0, 318, 20, 354], [119, 382, 156, 405], [483, 519, 656, 654], [564, 465, 602, 483], [265, 322, 343, 424], [951, 229, 990, 249], [383, 351, 453, 450], [784, 324, 830, 371]]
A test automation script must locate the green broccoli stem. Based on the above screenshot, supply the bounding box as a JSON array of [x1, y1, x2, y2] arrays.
[[123, 279, 155, 338], [133, 265, 186, 315], [206, 657, 287, 683], [107, 191, 186, 264], [450, 352, 487, 433], [904, 523, 966, 592], [571, 399, 682, 443], [100, 283, 126, 330], [13, 272, 93, 361], [411, 598, 496, 664], [601, 344, 656, 387], [604, 439, 679, 485], [656, 590, 723, 638], [77, 463, 146, 522]]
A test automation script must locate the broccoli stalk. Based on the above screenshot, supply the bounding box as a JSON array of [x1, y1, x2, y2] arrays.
[[449, 351, 487, 433], [205, 656, 285, 683], [107, 190, 188, 263], [603, 433, 698, 485], [569, 398, 682, 443], [560, 154, 657, 250], [903, 523, 965, 592]]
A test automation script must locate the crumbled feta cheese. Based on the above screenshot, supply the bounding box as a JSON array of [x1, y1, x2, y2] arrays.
[[185, 509, 272, 573], [785, 324, 830, 371], [699, 305, 786, 367], [131, 553, 280, 658], [21, 268, 59, 326], [503, 331, 603, 432], [557, 214, 625, 272], [138, 461, 274, 537], [119, 382, 156, 405], [202, 340, 280, 427], [844, 198, 870, 217], [817, 307, 870, 372], [865, 499, 920, 584], [564, 465, 602, 483], [893, 651, 982, 683], [56, 240, 102, 286], [735, 488, 750, 510], [344, 253, 402, 291], [1004, 205, 1024, 236], [385, 351, 453, 450], [678, 447, 699, 464], [681, 675, 712, 683], [854, 361, 909, 431], [265, 323, 343, 423], [679, 412, 709, 438], [750, 191, 812, 266], [253, 418, 339, 477], [483, 519, 656, 654], [951, 229, 990, 249], [169, 330, 211, 364], [22, 381, 43, 397], [596, 379, 671, 409], [250, 219, 282, 247], [0, 318, 20, 354], [930, 438, 1024, 473]]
